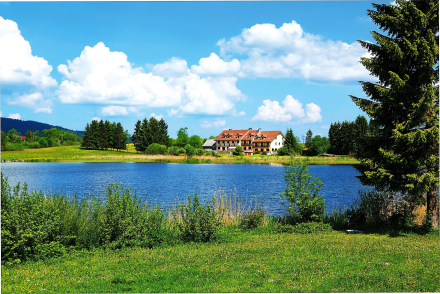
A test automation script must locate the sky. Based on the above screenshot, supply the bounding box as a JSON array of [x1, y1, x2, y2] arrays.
[[0, 1, 388, 139]]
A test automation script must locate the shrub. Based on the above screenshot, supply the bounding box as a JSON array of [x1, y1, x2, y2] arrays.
[[47, 138, 54, 147], [276, 147, 290, 156], [178, 194, 221, 243], [232, 145, 244, 156], [261, 151, 267, 155], [280, 157, 326, 223], [184, 144, 196, 157], [145, 143, 168, 155], [176, 148, 186, 156], [168, 146, 178, 155], [38, 138, 48, 148], [239, 209, 266, 230], [5, 143, 24, 151], [28, 142, 40, 149], [195, 148, 205, 156]]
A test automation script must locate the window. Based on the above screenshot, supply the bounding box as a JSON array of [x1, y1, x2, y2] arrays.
[[267, 149, 269, 151], [222, 147, 225, 150]]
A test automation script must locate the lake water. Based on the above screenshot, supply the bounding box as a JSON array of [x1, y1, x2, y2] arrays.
[[1, 162, 368, 216]]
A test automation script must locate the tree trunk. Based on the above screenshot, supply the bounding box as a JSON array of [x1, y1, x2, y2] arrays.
[[427, 186, 439, 229]]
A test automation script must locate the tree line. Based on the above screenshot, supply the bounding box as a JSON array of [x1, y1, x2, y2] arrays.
[[81, 120, 129, 151], [328, 115, 369, 155], [1, 128, 81, 151]]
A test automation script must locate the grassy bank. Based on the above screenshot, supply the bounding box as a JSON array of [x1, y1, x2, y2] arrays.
[[0, 145, 359, 165], [2, 229, 438, 293]]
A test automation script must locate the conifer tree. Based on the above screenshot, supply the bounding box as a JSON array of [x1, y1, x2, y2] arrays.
[[305, 129, 313, 147], [350, 0, 439, 227], [98, 119, 108, 150], [133, 120, 142, 152], [284, 128, 297, 153], [158, 118, 170, 147], [81, 123, 91, 148]]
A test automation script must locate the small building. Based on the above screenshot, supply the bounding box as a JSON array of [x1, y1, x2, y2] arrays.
[[202, 139, 216, 151]]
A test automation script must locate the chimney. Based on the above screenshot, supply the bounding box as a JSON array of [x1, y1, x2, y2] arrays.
[[248, 128, 252, 130]]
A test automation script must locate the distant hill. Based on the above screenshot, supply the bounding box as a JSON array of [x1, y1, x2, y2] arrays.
[[1, 117, 84, 137]]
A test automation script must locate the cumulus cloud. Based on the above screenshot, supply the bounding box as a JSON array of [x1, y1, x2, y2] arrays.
[[8, 113, 21, 120], [0, 17, 57, 88], [57, 43, 244, 116], [150, 113, 163, 120], [191, 53, 240, 76], [201, 118, 226, 128], [252, 95, 322, 124], [101, 105, 138, 116], [6, 92, 53, 113], [91, 117, 101, 122], [217, 20, 371, 81]]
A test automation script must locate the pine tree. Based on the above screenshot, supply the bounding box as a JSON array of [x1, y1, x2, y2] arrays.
[[139, 118, 149, 152], [350, 0, 439, 227], [158, 118, 170, 147], [98, 119, 108, 150], [133, 120, 142, 152], [305, 129, 313, 147], [148, 117, 160, 146], [81, 123, 91, 149], [284, 128, 297, 153], [89, 120, 100, 149]]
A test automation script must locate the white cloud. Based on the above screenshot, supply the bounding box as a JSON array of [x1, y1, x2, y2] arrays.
[[91, 117, 101, 122], [236, 111, 246, 116], [151, 57, 189, 78], [201, 118, 226, 128], [6, 92, 53, 114], [57, 43, 243, 116], [167, 109, 178, 116], [101, 105, 132, 116], [252, 95, 322, 124], [0, 17, 57, 88], [35, 107, 52, 114], [217, 20, 371, 81], [320, 125, 330, 129], [150, 113, 163, 120], [191, 53, 241, 76], [8, 113, 21, 120]]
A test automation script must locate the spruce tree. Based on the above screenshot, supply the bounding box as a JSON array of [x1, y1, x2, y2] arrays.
[[81, 123, 91, 148], [133, 120, 142, 152], [284, 128, 297, 153], [305, 129, 313, 147], [350, 0, 439, 227], [158, 118, 170, 147]]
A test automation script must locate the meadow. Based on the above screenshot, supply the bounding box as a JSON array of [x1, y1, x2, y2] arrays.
[[0, 145, 359, 165], [2, 229, 438, 293]]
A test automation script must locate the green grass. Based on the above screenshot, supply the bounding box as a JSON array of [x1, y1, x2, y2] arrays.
[[2, 229, 438, 293], [1, 146, 359, 165]]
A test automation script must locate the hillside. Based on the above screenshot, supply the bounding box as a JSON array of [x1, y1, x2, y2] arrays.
[[1, 117, 83, 137]]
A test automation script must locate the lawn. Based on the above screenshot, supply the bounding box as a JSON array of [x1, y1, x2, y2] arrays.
[[2, 229, 438, 293], [0, 145, 359, 165]]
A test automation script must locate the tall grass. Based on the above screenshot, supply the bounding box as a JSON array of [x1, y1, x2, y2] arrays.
[[1, 173, 270, 263]]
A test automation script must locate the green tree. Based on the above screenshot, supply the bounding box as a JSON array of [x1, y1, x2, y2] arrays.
[[133, 120, 142, 152], [7, 128, 17, 142], [184, 144, 196, 157], [1, 130, 8, 151], [284, 128, 297, 154], [280, 157, 326, 222], [307, 136, 330, 156], [176, 127, 189, 148], [350, 0, 439, 227], [98, 119, 108, 150], [81, 123, 91, 148], [305, 129, 313, 147], [147, 117, 160, 146], [208, 135, 216, 139], [189, 135, 203, 149], [158, 118, 170, 147], [232, 145, 243, 156]]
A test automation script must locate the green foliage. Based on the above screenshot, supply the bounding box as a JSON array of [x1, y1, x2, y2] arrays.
[[350, 0, 439, 227], [276, 147, 290, 156], [1, 130, 8, 151], [305, 129, 313, 147], [232, 145, 243, 156], [261, 151, 267, 155], [239, 209, 266, 230], [284, 128, 300, 153], [307, 135, 330, 156], [38, 137, 48, 148], [184, 144, 196, 157], [176, 127, 189, 148], [176, 147, 186, 155], [189, 135, 203, 149], [178, 194, 221, 243], [7, 128, 17, 142], [195, 148, 205, 156], [144, 143, 168, 155], [281, 157, 326, 222]]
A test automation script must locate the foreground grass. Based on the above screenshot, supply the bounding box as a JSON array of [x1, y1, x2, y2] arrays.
[[0, 145, 359, 165], [2, 229, 438, 293]]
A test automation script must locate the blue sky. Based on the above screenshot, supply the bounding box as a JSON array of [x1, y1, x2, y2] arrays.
[[0, 1, 387, 139]]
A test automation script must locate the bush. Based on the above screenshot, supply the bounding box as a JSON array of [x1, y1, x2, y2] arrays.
[[277, 222, 332, 234], [261, 151, 267, 155], [232, 145, 244, 156], [28, 142, 40, 149], [38, 137, 48, 148], [176, 148, 186, 156], [5, 143, 25, 151], [277, 147, 290, 156], [184, 144, 196, 157], [239, 209, 266, 230], [178, 194, 221, 243], [345, 189, 417, 231], [195, 148, 205, 156], [168, 146, 178, 155], [145, 143, 168, 155], [280, 157, 326, 223]]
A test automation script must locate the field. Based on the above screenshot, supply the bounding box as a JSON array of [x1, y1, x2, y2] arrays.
[[2, 229, 438, 293], [0, 145, 359, 165]]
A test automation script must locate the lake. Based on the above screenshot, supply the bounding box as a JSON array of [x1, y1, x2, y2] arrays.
[[1, 162, 368, 216]]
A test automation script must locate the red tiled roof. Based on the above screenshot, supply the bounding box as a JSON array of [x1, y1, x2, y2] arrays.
[[20, 136, 26, 140], [253, 131, 283, 142], [215, 129, 250, 141], [242, 130, 259, 140]]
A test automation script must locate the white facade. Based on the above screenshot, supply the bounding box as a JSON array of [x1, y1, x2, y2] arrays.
[[269, 133, 284, 154]]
